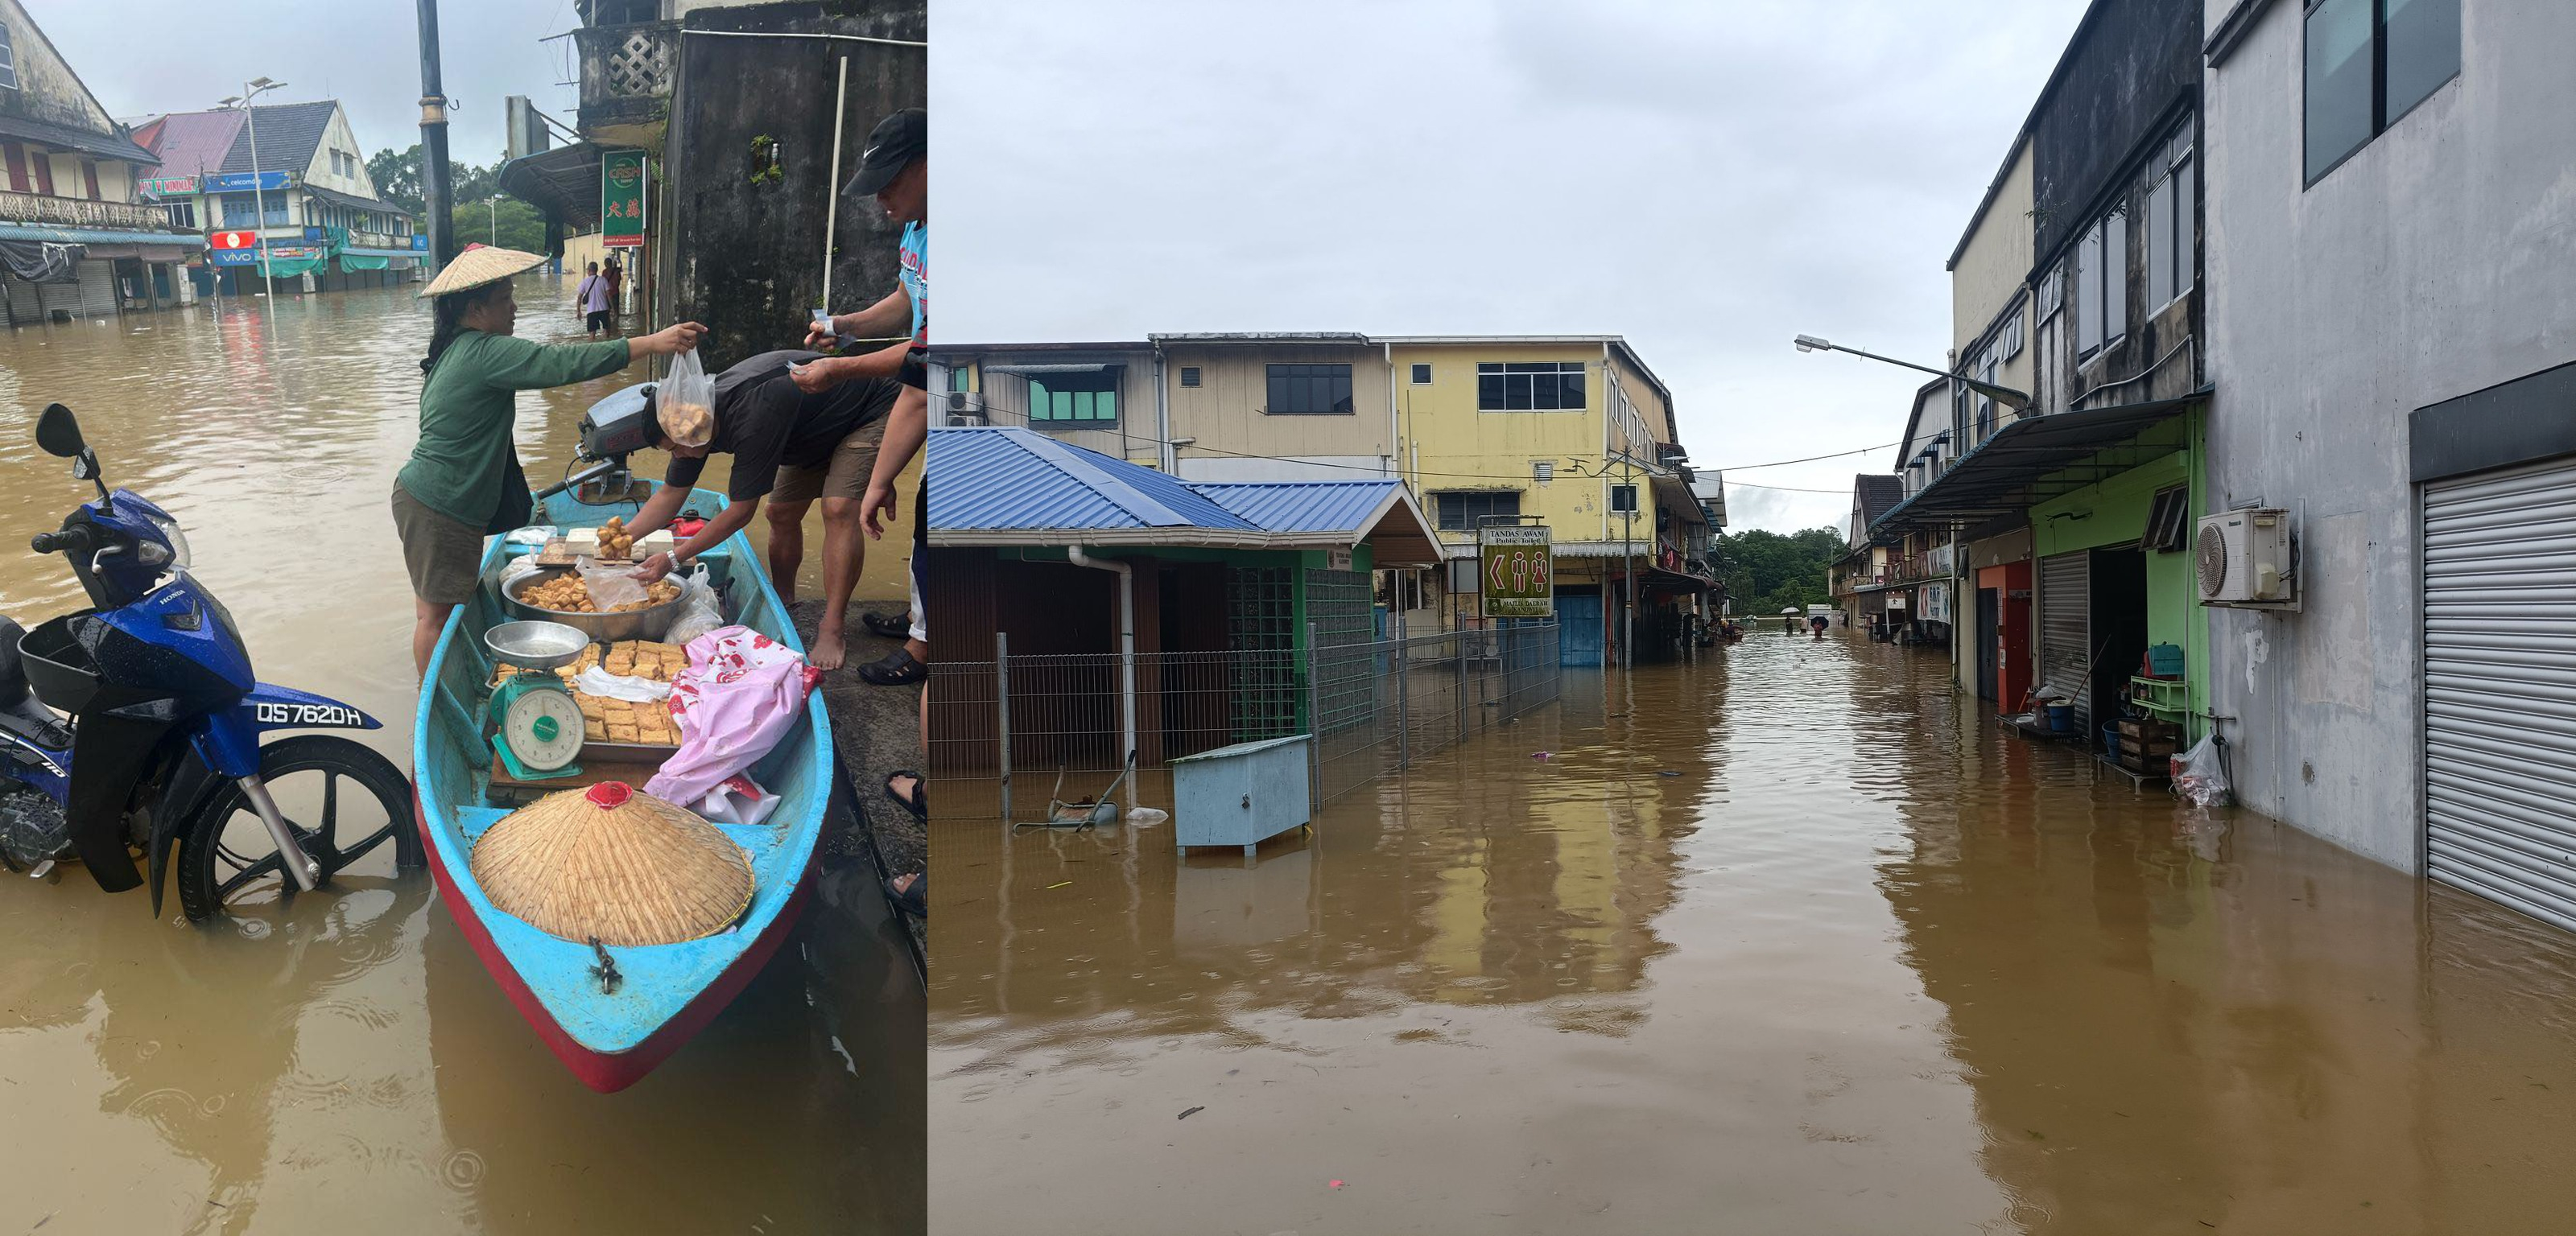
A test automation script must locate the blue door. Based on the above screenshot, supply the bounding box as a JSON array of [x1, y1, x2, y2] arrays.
[[1554, 587, 1603, 666]]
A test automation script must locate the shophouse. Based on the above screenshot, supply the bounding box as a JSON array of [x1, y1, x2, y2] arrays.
[[0, 0, 206, 322], [136, 100, 419, 295]]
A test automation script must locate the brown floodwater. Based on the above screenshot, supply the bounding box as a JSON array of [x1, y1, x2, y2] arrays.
[[929, 629, 2576, 1234], [0, 285, 921, 1234]]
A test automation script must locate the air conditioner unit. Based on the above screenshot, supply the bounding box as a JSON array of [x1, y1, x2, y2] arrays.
[[943, 390, 991, 427], [2196, 508, 2294, 604], [948, 414, 986, 427]]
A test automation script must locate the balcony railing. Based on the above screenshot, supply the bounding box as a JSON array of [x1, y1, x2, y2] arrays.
[[0, 192, 167, 233]]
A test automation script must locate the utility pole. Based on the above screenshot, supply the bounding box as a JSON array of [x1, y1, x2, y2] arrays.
[[219, 80, 288, 303], [417, 0, 457, 267]]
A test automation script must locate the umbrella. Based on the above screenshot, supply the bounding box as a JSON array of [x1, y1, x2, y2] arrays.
[[1781, 608, 1801, 615]]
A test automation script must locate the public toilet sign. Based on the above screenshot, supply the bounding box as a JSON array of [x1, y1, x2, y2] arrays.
[[1480, 525, 1553, 619], [601, 150, 647, 249]]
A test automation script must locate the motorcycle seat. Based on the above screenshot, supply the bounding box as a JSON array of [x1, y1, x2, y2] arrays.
[[0, 615, 70, 752]]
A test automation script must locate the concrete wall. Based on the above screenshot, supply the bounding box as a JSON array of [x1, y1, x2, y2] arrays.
[[1393, 341, 1615, 556], [2201, 0, 2576, 871], [1952, 142, 2034, 363], [1162, 343, 1393, 468], [0, 0, 115, 136]]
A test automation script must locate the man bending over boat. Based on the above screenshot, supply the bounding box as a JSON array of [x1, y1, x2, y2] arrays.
[[626, 349, 903, 672]]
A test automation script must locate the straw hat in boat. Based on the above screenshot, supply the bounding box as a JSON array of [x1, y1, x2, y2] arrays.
[[470, 782, 754, 947], [419, 242, 548, 299]]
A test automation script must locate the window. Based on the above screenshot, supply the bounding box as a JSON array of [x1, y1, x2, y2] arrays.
[[162, 200, 196, 230], [1435, 490, 1521, 532], [1265, 363, 1352, 414], [1179, 366, 1200, 387], [1410, 363, 1432, 384], [1477, 361, 1585, 410], [0, 23, 18, 91], [1028, 366, 1121, 425], [1610, 484, 1638, 513], [2306, 0, 2459, 183], [2145, 485, 2192, 552], [2145, 126, 2196, 314], [950, 366, 972, 393], [2074, 209, 2127, 358], [2, 142, 25, 193]]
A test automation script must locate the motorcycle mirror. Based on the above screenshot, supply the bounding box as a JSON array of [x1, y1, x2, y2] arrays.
[[35, 403, 85, 459]]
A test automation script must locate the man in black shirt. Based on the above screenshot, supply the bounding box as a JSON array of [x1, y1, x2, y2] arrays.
[[628, 348, 902, 670]]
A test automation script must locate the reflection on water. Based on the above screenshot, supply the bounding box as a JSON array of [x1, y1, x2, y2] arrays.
[[930, 632, 2576, 1234], [0, 289, 920, 1234]]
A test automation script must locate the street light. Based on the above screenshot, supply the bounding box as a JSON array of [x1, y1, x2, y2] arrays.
[[1793, 333, 2030, 410], [220, 78, 288, 303], [485, 195, 501, 246]]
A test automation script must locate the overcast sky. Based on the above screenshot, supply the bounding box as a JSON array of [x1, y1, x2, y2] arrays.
[[43, 0, 577, 171], [938, 0, 2088, 534]]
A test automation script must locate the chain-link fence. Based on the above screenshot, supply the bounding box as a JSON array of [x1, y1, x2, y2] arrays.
[[927, 622, 1561, 822]]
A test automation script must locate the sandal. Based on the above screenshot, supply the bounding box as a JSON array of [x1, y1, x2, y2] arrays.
[[883, 871, 926, 918], [857, 647, 927, 686], [861, 611, 911, 639], [883, 770, 927, 822]]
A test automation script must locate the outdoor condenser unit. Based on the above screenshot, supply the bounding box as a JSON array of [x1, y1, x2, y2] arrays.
[[2196, 508, 2295, 605]]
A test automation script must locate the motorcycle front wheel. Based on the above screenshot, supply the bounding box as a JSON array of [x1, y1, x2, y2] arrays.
[[175, 735, 421, 923]]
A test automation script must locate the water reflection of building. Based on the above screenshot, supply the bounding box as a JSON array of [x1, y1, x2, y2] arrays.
[[0, 0, 210, 323]]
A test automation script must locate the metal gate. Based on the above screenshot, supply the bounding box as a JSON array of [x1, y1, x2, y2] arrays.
[[75, 260, 115, 317], [2422, 456, 2576, 930], [2037, 550, 2091, 730]]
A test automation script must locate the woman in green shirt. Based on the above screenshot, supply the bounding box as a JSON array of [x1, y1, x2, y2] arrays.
[[393, 245, 704, 677]]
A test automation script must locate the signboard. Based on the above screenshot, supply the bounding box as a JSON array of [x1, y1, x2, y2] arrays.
[[411, 234, 430, 251], [302, 225, 327, 243], [202, 171, 291, 193], [1478, 525, 1553, 619], [1922, 583, 1951, 624], [208, 230, 260, 250], [601, 150, 647, 249], [1885, 593, 1909, 610], [138, 175, 197, 196], [209, 245, 320, 267], [1326, 546, 1353, 571]]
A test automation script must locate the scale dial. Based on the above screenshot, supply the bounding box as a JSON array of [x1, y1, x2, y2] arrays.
[[502, 686, 586, 771]]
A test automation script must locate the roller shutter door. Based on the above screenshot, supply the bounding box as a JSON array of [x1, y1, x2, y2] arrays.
[[2422, 456, 2576, 931], [2037, 550, 2091, 731], [75, 260, 116, 316]]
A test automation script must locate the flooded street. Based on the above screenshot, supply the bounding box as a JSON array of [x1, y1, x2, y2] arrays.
[[930, 631, 2576, 1234], [0, 285, 921, 1234]]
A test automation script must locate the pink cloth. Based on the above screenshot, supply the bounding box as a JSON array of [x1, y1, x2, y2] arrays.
[[643, 625, 813, 806]]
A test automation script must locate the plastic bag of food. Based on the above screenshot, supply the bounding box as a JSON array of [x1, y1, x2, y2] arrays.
[[658, 348, 716, 448], [576, 555, 646, 611], [665, 563, 725, 645], [2170, 735, 2231, 808]]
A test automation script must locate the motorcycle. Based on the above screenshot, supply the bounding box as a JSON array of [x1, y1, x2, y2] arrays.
[[0, 402, 419, 920]]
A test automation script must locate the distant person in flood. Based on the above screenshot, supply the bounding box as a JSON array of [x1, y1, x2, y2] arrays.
[[1810, 613, 1829, 640], [601, 253, 624, 321], [393, 245, 704, 678], [576, 262, 612, 337]]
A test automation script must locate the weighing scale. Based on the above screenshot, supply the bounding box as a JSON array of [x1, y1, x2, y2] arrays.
[[485, 620, 592, 781]]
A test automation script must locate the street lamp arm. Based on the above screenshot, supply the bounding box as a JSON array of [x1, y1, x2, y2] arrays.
[[1797, 338, 2032, 410]]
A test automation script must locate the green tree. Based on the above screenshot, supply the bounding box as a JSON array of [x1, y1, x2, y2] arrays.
[[450, 196, 548, 253], [1712, 527, 1850, 616], [367, 145, 425, 216]]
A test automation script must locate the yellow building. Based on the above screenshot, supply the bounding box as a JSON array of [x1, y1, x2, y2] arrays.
[[928, 332, 1718, 663]]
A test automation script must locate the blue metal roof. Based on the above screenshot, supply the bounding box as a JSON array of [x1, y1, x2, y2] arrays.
[[1190, 480, 1404, 536], [928, 427, 1257, 534], [0, 225, 208, 248]]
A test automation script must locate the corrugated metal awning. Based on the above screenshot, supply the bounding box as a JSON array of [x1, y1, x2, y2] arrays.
[[1871, 389, 2207, 536]]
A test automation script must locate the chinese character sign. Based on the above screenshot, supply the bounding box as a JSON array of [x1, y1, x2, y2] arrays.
[[1480, 525, 1554, 619], [602, 150, 647, 249]]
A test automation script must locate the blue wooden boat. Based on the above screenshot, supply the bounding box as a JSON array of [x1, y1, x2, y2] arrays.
[[411, 485, 830, 1092]]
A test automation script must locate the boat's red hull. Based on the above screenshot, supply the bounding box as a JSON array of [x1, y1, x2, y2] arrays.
[[412, 790, 816, 1093]]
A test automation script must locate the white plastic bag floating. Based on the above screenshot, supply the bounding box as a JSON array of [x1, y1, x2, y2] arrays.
[[576, 555, 647, 610], [1123, 806, 1169, 828], [696, 774, 780, 826], [2170, 735, 2231, 808], [666, 562, 725, 645]]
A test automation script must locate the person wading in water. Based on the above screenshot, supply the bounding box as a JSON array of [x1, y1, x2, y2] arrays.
[[391, 244, 704, 678]]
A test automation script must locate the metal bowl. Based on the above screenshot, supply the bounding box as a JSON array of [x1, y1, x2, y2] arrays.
[[501, 566, 683, 643], [485, 620, 593, 670]]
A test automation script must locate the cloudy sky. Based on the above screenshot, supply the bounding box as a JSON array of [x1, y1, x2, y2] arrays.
[[939, 0, 2088, 534], [43, 0, 577, 171]]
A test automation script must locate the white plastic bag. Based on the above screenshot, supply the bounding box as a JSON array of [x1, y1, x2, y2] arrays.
[[659, 348, 715, 447], [665, 563, 725, 645], [503, 525, 555, 546], [696, 774, 780, 826], [576, 555, 646, 610], [2170, 735, 2231, 808], [572, 665, 672, 702]]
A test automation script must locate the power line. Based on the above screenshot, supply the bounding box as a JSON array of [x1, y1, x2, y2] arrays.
[[1713, 440, 1901, 471]]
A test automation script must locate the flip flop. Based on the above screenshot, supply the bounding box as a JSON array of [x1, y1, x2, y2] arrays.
[[857, 648, 927, 686], [883, 770, 927, 821], [861, 611, 911, 638], [883, 872, 926, 918]]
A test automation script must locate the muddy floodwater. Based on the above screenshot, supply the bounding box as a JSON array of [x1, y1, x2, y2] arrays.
[[930, 630, 2576, 1234], [0, 286, 921, 1234]]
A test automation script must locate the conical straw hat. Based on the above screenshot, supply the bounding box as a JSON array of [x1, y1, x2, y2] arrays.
[[471, 782, 754, 947], [419, 242, 548, 299]]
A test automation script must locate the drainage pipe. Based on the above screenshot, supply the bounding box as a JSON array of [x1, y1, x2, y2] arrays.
[[1066, 546, 1138, 808]]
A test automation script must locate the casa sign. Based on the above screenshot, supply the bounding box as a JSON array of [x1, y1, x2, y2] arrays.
[[1479, 524, 1553, 619]]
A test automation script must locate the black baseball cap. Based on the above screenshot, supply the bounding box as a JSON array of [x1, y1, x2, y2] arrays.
[[842, 108, 926, 197]]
